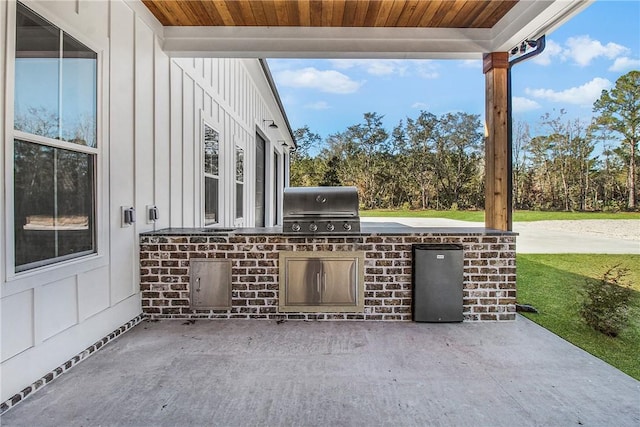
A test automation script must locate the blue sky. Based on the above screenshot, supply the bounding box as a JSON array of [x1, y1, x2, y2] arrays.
[[268, 1, 640, 146]]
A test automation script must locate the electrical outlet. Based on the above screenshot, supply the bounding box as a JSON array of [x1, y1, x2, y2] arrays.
[[146, 205, 159, 224], [121, 206, 135, 227]]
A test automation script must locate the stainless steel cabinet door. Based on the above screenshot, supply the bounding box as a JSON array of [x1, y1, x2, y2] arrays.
[[190, 259, 232, 309], [284, 258, 322, 305], [321, 259, 357, 305], [279, 252, 363, 311]]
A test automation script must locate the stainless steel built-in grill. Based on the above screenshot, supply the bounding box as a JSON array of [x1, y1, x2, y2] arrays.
[[283, 186, 361, 234]]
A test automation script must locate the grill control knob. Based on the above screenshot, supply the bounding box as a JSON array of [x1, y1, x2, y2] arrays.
[[291, 223, 301, 232], [326, 222, 335, 231], [343, 222, 352, 231], [309, 223, 318, 232]]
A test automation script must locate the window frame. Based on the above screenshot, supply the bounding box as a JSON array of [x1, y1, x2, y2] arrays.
[[5, 1, 105, 282], [201, 114, 221, 227], [234, 144, 245, 222], [273, 149, 281, 226]]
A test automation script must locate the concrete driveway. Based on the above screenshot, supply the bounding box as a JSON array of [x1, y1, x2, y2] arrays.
[[1, 318, 638, 426], [362, 217, 640, 254], [513, 221, 639, 254]]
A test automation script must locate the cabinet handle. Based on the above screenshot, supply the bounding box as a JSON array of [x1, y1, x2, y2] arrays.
[[316, 272, 321, 293], [196, 277, 201, 292], [323, 272, 327, 293]]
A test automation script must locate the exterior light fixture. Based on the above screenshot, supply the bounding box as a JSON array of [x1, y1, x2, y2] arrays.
[[263, 120, 278, 129], [519, 41, 527, 53], [511, 39, 540, 57], [279, 140, 292, 152]]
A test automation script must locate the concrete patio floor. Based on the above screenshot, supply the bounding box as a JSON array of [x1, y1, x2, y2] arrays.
[[2, 317, 639, 426]]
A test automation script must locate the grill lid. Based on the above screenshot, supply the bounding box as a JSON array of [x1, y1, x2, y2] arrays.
[[283, 186, 359, 218]]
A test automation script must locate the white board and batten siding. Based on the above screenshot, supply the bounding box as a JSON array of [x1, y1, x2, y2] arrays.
[[1, 0, 292, 402], [170, 57, 290, 229]]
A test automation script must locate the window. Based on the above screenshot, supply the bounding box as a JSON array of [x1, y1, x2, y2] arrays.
[[14, 3, 97, 146], [274, 151, 280, 225], [203, 123, 219, 225], [13, 3, 97, 272], [235, 146, 244, 219]]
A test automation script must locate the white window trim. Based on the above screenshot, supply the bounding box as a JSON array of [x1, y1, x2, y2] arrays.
[[200, 110, 223, 227], [3, 1, 108, 289], [234, 139, 245, 227], [273, 148, 283, 226]]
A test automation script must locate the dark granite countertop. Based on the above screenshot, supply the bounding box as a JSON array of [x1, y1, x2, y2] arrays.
[[140, 224, 516, 236]]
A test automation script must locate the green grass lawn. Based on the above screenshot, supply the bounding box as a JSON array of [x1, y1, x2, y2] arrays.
[[360, 209, 640, 222], [517, 254, 640, 380]]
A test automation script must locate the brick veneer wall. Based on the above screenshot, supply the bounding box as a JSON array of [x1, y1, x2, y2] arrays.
[[140, 233, 516, 321]]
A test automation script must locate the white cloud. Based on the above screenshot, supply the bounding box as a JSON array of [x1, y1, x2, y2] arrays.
[[563, 35, 629, 67], [279, 93, 298, 106], [415, 61, 440, 79], [411, 102, 429, 109], [609, 57, 640, 72], [512, 97, 541, 113], [529, 37, 632, 68], [366, 61, 407, 76], [531, 39, 563, 66], [525, 77, 612, 106], [458, 59, 481, 69], [304, 101, 330, 110], [330, 59, 409, 76], [329, 59, 438, 78], [275, 67, 363, 94]]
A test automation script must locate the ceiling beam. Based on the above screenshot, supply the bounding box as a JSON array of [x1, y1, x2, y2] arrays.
[[163, 26, 491, 59]]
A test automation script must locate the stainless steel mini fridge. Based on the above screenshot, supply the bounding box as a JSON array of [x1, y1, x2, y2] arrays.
[[412, 244, 464, 322]]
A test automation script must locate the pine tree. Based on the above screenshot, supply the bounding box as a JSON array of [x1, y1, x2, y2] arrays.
[[593, 71, 640, 209]]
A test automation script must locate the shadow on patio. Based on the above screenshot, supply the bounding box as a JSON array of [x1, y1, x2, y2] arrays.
[[2, 316, 639, 426]]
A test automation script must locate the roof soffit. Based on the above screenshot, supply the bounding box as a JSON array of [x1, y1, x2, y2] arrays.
[[491, 0, 592, 52], [140, 0, 592, 59]]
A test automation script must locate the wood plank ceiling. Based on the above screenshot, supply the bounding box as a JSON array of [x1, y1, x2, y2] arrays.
[[142, 0, 519, 28]]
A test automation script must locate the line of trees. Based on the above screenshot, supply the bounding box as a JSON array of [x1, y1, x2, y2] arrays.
[[291, 71, 639, 212]]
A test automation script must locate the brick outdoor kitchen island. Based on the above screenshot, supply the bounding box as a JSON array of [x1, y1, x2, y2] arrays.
[[140, 225, 517, 322]]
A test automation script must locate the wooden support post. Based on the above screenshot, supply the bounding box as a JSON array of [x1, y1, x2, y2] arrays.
[[483, 52, 510, 231]]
